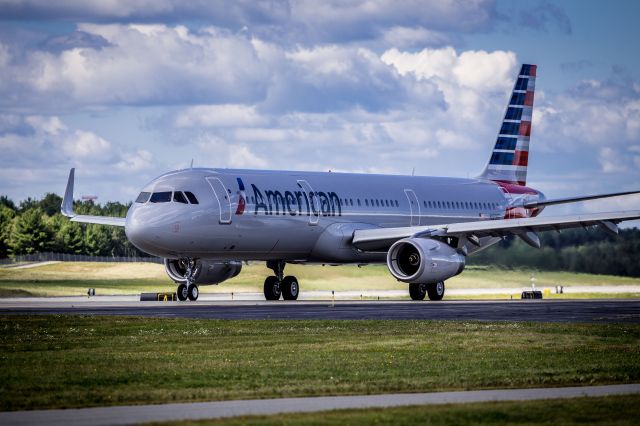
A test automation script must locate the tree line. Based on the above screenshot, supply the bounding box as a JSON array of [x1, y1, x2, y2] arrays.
[[467, 227, 640, 277], [0, 193, 146, 258], [1, 193, 639, 277]]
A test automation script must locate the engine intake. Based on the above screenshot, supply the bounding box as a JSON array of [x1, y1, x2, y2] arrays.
[[387, 238, 465, 284], [164, 259, 242, 286]]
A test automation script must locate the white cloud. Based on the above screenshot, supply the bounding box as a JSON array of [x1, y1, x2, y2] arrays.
[[599, 147, 622, 173], [174, 104, 267, 128], [2, 24, 270, 110], [535, 79, 640, 155], [381, 47, 516, 92], [196, 134, 268, 169], [0, 42, 9, 67], [381, 26, 450, 48], [62, 129, 112, 159], [116, 149, 154, 171]]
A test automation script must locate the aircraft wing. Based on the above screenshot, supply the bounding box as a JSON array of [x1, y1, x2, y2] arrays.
[[61, 168, 126, 227], [352, 210, 640, 251], [522, 189, 640, 209]]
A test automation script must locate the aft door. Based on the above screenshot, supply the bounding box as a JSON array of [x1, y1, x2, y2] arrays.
[[297, 179, 319, 225], [404, 189, 420, 226], [206, 177, 232, 224]]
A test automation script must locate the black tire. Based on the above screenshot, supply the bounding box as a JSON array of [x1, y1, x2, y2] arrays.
[[177, 284, 188, 301], [281, 276, 299, 300], [409, 283, 427, 301], [263, 276, 281, 300], [427, 281, 445, 301], [187, 284, 199, 301]]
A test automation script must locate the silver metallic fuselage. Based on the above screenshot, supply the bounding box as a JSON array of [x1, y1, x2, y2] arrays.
[[125, 168, 544, 263]]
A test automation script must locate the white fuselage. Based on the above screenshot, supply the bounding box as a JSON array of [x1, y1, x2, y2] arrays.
[[125, 168, 544, 263]]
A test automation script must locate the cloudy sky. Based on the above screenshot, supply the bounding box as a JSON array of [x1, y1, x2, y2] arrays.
[[0, 0, 639, 220]]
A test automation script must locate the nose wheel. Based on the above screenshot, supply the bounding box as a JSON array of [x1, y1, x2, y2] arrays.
[[176, 259, 199, 302], [264, 261, 299, 301]]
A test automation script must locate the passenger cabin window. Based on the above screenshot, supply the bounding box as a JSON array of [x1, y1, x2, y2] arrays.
[[150, 191, 172, 203], [184, 191, 199, 204], [173, 191, 188, 204], [135, 192, 151, 203]]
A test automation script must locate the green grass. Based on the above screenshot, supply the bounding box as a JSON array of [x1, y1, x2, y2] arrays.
[[1, 262, 639, 297], [158, 395, 640, 426], [1, 316, 639, 411]]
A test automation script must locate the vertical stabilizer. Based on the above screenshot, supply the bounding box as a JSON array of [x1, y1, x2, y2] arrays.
[[478, 64, 537, 186]]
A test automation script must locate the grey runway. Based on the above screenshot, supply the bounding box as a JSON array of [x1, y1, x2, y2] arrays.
[[2, 298, 640, 322], [1, 384, 638, 426]]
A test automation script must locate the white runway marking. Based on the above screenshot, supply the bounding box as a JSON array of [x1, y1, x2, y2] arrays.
[[1, 384, 638, 426]]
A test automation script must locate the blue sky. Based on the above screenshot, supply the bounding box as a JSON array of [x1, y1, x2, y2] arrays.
[[0, 0, 638, 221]]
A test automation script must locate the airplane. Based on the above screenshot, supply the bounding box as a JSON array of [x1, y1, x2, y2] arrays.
[[61, 64, 640, 302]]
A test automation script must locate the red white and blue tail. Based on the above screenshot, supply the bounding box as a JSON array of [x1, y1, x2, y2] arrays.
[[478, 64, 537, 186]]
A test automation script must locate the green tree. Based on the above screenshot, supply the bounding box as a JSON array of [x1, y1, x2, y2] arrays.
[[0, 205, 16, 258], [84, 224, 111, 256], [0, 195, 16, 211], [60, 221, 85, 254], [18, 197, 39, 212], [8, 208, 53, 255], [39, 193, 63, 217], [48, 214, 85, 254]]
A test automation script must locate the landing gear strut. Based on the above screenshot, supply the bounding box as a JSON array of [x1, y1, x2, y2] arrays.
[[176, 258, 199, 302], [264, 260, 299, 301]]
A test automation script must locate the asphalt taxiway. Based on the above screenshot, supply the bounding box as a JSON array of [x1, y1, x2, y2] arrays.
[[1, 297, 639, 322]]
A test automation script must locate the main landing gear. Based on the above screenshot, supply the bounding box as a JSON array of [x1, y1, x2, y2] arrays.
[[264, 260, 299, 301], [409, 282, 445, 301], [176, 259, 199, 302]]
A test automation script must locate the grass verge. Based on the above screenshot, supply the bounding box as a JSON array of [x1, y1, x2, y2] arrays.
[[1, 316, 639, 411], [156, 395, 640, 426]]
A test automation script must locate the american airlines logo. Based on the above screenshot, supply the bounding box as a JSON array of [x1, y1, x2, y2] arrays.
[[236, 178, 342, 217]]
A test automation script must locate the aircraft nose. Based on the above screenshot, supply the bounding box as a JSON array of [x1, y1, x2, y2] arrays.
[[125, 206, 162, 255]]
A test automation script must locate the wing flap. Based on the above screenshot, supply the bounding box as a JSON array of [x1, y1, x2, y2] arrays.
[[352, 210, 640, 251]]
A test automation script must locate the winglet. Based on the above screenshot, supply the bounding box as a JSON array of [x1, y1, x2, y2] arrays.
[[61, 168, 75, 218]]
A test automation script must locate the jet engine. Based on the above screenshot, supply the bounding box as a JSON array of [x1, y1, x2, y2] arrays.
[[386, 238, 465, 284], [164, 259, 242, 285]]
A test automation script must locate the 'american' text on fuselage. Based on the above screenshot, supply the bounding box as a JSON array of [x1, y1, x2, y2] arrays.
[[251, 183, 342, 217]]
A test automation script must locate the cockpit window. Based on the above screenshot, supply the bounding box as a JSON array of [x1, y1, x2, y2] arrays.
[[184, 191, 199, 204], [173, 191, 188, 204], [135, 192, 151, 203], [149, 191, 172, 203]]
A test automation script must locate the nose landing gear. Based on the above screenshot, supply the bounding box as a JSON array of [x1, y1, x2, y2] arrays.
[[176, 258, 199, 302], [264, 260, 299, 301]]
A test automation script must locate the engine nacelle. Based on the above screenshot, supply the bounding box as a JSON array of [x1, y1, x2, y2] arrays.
[[386, 238, 465, 284], [164, 259, 242, 286]]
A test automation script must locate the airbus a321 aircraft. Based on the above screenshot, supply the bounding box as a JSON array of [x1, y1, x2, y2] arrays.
[[61, 64, 640, 302]]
